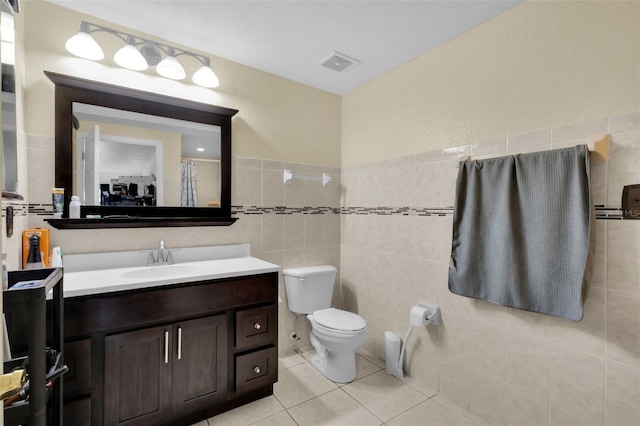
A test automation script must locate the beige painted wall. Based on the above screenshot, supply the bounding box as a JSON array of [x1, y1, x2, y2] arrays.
[[342, 1, 640, 166], [19, 1, 341, 167]]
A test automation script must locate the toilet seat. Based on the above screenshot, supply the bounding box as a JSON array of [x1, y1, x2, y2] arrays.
[[311, 308, 366, 336]]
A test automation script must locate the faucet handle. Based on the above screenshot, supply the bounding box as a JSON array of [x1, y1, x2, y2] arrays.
[[165, 248, 180, 265], [140, 250, 156, 265]]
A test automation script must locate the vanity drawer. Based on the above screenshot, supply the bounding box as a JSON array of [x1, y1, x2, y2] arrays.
[[235, 346, 277, 394], [235, 305, 277, 349]]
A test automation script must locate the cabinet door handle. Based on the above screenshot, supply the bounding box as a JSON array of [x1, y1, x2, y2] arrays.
[[253, 322, 262, 330], [164, 331, 169, 364], [253, 366, 261, 374], [177, 327, 182, 360]]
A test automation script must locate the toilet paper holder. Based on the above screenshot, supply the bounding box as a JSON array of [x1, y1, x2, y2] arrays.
[[410, 302, 440, 326]]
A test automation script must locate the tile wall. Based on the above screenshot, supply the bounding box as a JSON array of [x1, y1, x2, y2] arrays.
[[341, 112, 640, 426], [13, 132, 342, 356], [1, 128, 29, 269], [231, 157, 343, 355], [6, 113, 639, 425]]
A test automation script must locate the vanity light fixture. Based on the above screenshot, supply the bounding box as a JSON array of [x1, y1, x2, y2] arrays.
[[65, 21, 220, 88], [113, 36, 147, 71], [156, 48, 186, 80]]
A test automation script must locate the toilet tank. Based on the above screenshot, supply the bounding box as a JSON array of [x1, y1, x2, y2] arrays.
[[283, 265, 337, 314]]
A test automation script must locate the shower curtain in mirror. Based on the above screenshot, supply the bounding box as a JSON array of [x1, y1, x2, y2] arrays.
[[181, 160, 198, 207]]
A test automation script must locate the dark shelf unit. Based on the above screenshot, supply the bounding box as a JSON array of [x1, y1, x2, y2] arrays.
[[44, 217, 238, 229], [3, 268, 64, 426]]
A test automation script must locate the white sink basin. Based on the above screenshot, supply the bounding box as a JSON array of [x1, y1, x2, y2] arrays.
[[61, 244, 280, 298], [120, 264, 196, 279]]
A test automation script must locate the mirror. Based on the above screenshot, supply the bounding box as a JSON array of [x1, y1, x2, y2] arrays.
[[73, 103, 222, 208], [46, 72, 238, 228], [2, 0, 19, 197]]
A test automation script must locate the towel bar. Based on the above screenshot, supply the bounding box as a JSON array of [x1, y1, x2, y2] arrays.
[[457, 134, 610, 168]]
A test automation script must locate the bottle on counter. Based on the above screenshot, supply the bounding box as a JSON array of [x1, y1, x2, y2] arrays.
[[69, 195, 81, 219], [25, 234, 44, 270]]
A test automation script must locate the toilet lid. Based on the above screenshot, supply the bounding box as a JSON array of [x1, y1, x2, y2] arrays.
[[313, 308, 366, 331]]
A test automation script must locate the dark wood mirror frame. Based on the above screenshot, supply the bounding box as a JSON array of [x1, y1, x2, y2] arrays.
[[44, 71, 238, 229]]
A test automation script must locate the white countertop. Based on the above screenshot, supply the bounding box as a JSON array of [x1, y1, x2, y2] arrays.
[[60, 244, 280, 298]]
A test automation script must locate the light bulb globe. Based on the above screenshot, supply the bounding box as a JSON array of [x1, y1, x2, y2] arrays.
[[65, 30, 104, 61], [114, 43, 148, 71], [156, 55, 186, 80], [192, 65, 219, 88]]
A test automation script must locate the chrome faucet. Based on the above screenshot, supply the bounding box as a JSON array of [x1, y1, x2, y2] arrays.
[[157, 240, 166, 263], [141, 240, 176, 266], [156, 240, 175, 264]]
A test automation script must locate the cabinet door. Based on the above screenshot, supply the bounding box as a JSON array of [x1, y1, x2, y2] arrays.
[[171, 315, 228, 415], [104, 326, 172, 426]]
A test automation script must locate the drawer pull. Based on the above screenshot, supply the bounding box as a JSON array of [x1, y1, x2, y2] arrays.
[[253, 322, 262, 330], [177, 327, 182, 360], [164, 331, 169, 364], [253, 366, 261, 374]]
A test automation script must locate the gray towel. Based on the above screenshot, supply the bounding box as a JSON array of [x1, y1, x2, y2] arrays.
[[448, 145, 594, 321]]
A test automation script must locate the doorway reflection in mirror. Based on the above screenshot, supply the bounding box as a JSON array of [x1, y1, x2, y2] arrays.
[[73, 103, 221, 208]]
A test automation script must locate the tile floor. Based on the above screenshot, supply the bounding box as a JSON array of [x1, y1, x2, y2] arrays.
[[191, 350, 491, 426]]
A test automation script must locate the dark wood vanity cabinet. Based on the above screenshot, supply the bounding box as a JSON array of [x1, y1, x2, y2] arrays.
[[104, 325, 173, 426], [59, 272, 278, 426]]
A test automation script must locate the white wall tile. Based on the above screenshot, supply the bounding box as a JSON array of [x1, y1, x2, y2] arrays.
[[392, 164, 416, 207], [605, 360, 640, 426], [607, 221, 640, 294], [469, 320, 505, 380], [284, 214, 305, 249], [550, 404, 599, 426], [303, 214, 323, 248], [470, 138, 506, 157], [393, 215, 416, 257], [608, 112, 640, 134], [262, 169, 284, 206], [236, 167, 262, 206], [468, 370, 505, 426], [505, 330, 549, 399], [607, 290, 640, 367], [468, 299, 505, 326], [606, 131, 640, 208], [505, 308, 550, 340], [548, 286, 605, 356], [552, 118, 608, 144], [590, 162, 607, 206], [549, 344, 605, 425], [508, 129, 551, 152], [505, 385, 549, 426], [439, 364, 469, 412], [261, 214, 284, 251]]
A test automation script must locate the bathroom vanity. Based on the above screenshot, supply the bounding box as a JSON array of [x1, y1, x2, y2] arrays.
[[58, 244, 279, 426]]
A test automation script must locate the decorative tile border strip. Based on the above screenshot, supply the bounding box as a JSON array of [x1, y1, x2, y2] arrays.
[[339, 206, 454, 216], [19, 204, 619, 220], [232, 206, 454, 216], [232, 206, 340, 215], [27, 203, 55, 216], [2, 202, 28, 217], [595, 206, 627, 220]]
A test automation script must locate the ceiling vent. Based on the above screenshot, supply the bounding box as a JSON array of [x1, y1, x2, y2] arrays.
[[319, 51, 359, 73]]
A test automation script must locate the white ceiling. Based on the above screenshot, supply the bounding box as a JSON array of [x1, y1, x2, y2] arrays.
[[49, 0, 521, 95]]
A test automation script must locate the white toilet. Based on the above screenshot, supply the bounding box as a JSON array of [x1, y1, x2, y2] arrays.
[[283, 265, 366, 383]]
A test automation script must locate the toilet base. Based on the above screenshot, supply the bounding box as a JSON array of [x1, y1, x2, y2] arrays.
[[310, 350, 357, 383]]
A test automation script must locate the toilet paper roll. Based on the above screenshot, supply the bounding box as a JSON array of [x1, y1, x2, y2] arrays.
[[409, 305, 430, 327]]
